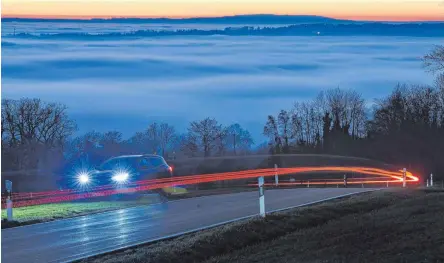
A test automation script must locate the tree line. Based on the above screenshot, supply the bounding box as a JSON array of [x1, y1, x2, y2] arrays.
[[2, 45, 443, 178], [1, 104, 255, 174], [13, 23, 444, 39]]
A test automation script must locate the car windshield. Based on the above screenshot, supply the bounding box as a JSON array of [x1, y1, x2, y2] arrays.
[[98, 157, 142, 170]]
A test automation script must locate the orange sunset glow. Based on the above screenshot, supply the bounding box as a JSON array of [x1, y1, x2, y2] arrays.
[[2, 0, 444, 21]]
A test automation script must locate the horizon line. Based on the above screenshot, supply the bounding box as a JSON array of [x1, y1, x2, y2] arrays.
[[2, 14, 443, 22]]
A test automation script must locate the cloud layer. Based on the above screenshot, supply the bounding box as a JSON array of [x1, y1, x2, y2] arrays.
[[2, 26, 441, 141]]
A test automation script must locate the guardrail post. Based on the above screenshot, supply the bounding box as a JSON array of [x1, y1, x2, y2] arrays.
[[402, 168, 406, 188], [5, 180, 13, 221], [274, 164, 279, 186], [344, 174, 347, 188], [307, 181, 310, 188], [386, 181, 389, 188], [258, 176, 265, 217]]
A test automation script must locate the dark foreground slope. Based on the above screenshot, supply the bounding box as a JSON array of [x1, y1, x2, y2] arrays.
[[81, 189, 444, 263]]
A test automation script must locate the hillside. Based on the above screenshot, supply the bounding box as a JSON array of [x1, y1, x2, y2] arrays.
[[2, 14, 352, 24]]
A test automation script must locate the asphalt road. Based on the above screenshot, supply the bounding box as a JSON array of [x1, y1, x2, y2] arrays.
[[2, 188, 372, 263]]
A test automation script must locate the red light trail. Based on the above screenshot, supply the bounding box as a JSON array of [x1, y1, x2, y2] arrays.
[[1, 166, 419, 208]]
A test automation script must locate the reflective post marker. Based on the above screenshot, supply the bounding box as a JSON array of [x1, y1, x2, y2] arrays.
[[171, 169, 176, 193], [430, 174, 433, 187], [274, 164, 279, 186], [427, 179, 429, 188], [258, 176, 265, 217], [7, 200, 13, 221], [402, 168, 406, 188], [5, 180, 13, 221], [344, 174, 348, 188]]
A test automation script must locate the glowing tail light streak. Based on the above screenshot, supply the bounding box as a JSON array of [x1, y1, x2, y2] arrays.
[[1, 166, 419, 208]]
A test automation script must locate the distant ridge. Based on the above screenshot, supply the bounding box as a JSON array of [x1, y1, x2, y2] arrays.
[[2, 14, 354, 24], [6, 23, 444, 38]]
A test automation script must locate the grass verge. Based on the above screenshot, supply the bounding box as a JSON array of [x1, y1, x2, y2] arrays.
[[1, 187, 253, 229], [80, 189, 444, 263], [1, 201, 144, 228]]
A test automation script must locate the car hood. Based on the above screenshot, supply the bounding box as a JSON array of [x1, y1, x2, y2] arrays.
[[90, 170, 113, 176]]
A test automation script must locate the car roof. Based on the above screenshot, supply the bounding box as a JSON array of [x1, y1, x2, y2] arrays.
[[142, 154, 164, 159], [106, 154, 164, 161]]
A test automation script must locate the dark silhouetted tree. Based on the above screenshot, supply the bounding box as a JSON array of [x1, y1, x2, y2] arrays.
[[188, 118, 223, 157]]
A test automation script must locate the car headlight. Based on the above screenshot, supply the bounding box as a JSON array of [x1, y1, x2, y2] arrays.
[[112, 171, 129, 183], [78, 172, 90, 184]]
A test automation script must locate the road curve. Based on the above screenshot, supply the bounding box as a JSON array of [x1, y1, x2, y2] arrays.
[[2, 188, 372, 263]]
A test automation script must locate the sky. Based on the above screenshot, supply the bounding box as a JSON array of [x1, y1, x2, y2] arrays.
[[2, 0, 444, 21]]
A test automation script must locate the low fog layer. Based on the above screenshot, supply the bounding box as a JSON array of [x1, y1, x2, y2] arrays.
[[2, 22, 441, 141]]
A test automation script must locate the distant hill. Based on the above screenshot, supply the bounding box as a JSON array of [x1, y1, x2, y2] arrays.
[[8, 23, 444, 38], [2, 14, 353, 24]]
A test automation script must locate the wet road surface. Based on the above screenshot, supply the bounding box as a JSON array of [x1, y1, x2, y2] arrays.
[[2, 188, 373, 263]]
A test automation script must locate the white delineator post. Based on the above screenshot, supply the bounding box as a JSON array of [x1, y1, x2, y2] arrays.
[[427, 179, 430, 188], [274, 164, 279, 186], [258, 176, 265, 217], [430, 174, 433, 187], [5, 180, 13, 221], [7, 200, 13, 221], [402, 168, 407, 188], [171, 167, 176, 193]]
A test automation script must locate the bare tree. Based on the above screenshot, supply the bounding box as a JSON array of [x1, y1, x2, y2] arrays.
[[2, 98, 76, 170], [436, 74, 444, 90], [102, 131, 122, 144], [188, 118, 223, 157], [292, 98, 328, 147], [126, 131, 155, 154], [146, 122, 176, 156], [177, 133, 198, 158], [146, 123, 161, 153], [65, 131, 102, 162], [263, 115, 281, 153], [348, 90, 366, 138], [290, 105, 304, 143], [278, 110, 291, 152], [224, 123, 254, 155], [423, 45, 444, 74], [100, 131, 123, 156], [158, 123, 176, 156], [2, 98, 76, 147], [326, 88, 348, 132]]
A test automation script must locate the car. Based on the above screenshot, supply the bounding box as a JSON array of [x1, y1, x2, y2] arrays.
[[72, 154, 174, 199]]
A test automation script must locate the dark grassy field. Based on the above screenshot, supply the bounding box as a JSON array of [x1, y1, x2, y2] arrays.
[[81, 189, 444, 263]]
